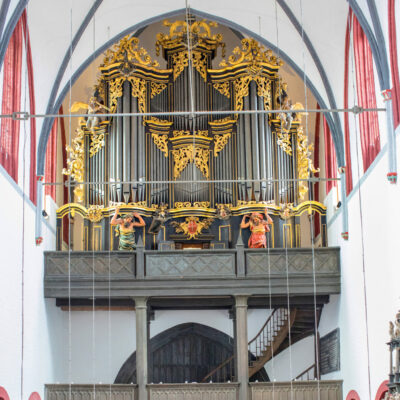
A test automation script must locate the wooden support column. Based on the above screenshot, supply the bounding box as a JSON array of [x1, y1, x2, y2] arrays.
[[135, 297, 148, 400], [235, 295, 249, 400]]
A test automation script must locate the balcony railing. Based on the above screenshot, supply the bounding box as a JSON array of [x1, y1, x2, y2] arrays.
[[44, 247, 340, 298], [45, 381, 342, 400]]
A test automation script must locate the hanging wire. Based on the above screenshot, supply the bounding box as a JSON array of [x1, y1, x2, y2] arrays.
[[106, 22, 113, 400], [20, 10, 29, 400], [68, 5, 73, 400], [349, 11, 373, 400], [272, 0, 294, 391], [91, 11, 97, 400], [298, 0, 322, 391], [185, 0, 196, 201]]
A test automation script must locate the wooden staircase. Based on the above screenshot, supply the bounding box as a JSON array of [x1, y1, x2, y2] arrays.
[[201, 308, 298, 382], [248, 308, 297, 378]]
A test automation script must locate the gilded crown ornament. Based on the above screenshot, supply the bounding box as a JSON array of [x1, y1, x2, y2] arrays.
[[155, 16, 225, 56]]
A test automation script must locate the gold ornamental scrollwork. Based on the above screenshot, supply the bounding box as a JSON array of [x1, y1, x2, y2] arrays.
[[62, 127, 85, 203], [89, 130, 105, 157], [213, 82, 230, 98], [103, 35, 159, 68], [220, 38, 282, 69], [87, 205, 104, 222], [150, 82, 167, 99], [214, 133, 231, 156], [108, 76, 146, 115], [234, 76, 251, 113], [171, 50, 208, 82], [172, 145, 210, 179], [129, 77, 147, 114], [276, 131, 292, 155], [156, 19, 225, 56], [151, 133, 169, 157], [297, 126, 319, 200], [171, 216, 214, 239], [173, 201, 211, 209], [109, 77, 124, 113], [255, 77, 272, 110]]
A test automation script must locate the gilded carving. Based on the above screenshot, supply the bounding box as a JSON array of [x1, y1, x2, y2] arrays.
[[213, 82, 230, 98], [220, 38, 282, 70], [171, 216, 214, 239], [214, 133, 231, 156], [255, 77, 272, 110], [62, 127, 85, 203], [108, 77, 124, 113], [171, 50, 208, 81], [155, 19, 225, 56], [87, 205, 104, 222], [172, 130, 208, 137], [276, 131, 292, 155], [150, 82, 167, 99], [102, 35, 159, 68], [296, 126, 319, 199], [172, 145, 209, 179], [151, 133, 169, 157], [234, 76, 251, 112], [129, 77, 146, 114]]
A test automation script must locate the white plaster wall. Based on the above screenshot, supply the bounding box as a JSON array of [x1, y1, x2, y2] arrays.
[[264, 336, 315, 381], [324, 130, 400, 397], [0, 167, 62, 400]]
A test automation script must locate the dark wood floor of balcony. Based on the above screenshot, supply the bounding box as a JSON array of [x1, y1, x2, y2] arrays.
[[44, 247, 340, 298]]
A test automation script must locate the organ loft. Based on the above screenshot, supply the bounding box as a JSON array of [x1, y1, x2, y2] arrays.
[[60, 16, 325, 251]]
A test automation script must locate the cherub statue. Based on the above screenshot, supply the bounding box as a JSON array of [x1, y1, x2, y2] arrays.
[[216, 204, 232, 220], [148, 204, 171, 235], [240, 208, 273, 248], [110, 207, 145, 250], [71, 92, 110, 131]]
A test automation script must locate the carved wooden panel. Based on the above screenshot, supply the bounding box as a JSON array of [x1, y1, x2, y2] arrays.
[[145, 253, 235, 278], [46, 384, 137, 400], [246, 249, 339, 276], [250, 381, 342, 400], [148, 383, 238, 400], [45, 252, 135, 277]]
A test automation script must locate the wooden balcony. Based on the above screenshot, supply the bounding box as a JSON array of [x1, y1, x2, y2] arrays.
[[45, 381, 342, 400], [44, 247, 340, 298]]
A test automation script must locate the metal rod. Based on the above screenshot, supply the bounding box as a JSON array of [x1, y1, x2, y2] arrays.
[[2, 106, 387, 119], [44, 176, 341, 185]]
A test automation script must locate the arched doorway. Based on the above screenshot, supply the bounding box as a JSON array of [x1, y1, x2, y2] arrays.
[[115, 322, 268, 384]]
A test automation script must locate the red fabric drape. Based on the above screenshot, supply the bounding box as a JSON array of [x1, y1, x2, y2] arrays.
[[324, 116, 337, 194], [45, 119, 57, 200], [0, 19, 23, 182], [353, 14, 381, 172], [313, 104, 321, 237], [343, 10, 354, 194], [389, 0, 400, 128], [59, 106, 69, 245], [21, 10, 37, 204]]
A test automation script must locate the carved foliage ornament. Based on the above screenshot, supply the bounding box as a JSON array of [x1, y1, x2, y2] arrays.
[[297, 126, 319, 200], [171, 216, 214, 239], [220, 38, 282, 69], [171, 50, 208, 81], [155, 19, 225, 56], [151, 133, 169, 157], [172, 145, 209, 179], [214, 133, 231, 156], [63, 127, 85, 203], [108, 76, 146, 115], [103, 35, 159, 68]]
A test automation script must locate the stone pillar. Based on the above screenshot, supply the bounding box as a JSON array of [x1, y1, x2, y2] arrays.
[[235, 295, 249, 400], [135, 297, 148, 400]]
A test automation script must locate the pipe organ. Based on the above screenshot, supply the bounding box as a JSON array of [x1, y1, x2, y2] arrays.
[[61, 17, 325, 250]]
